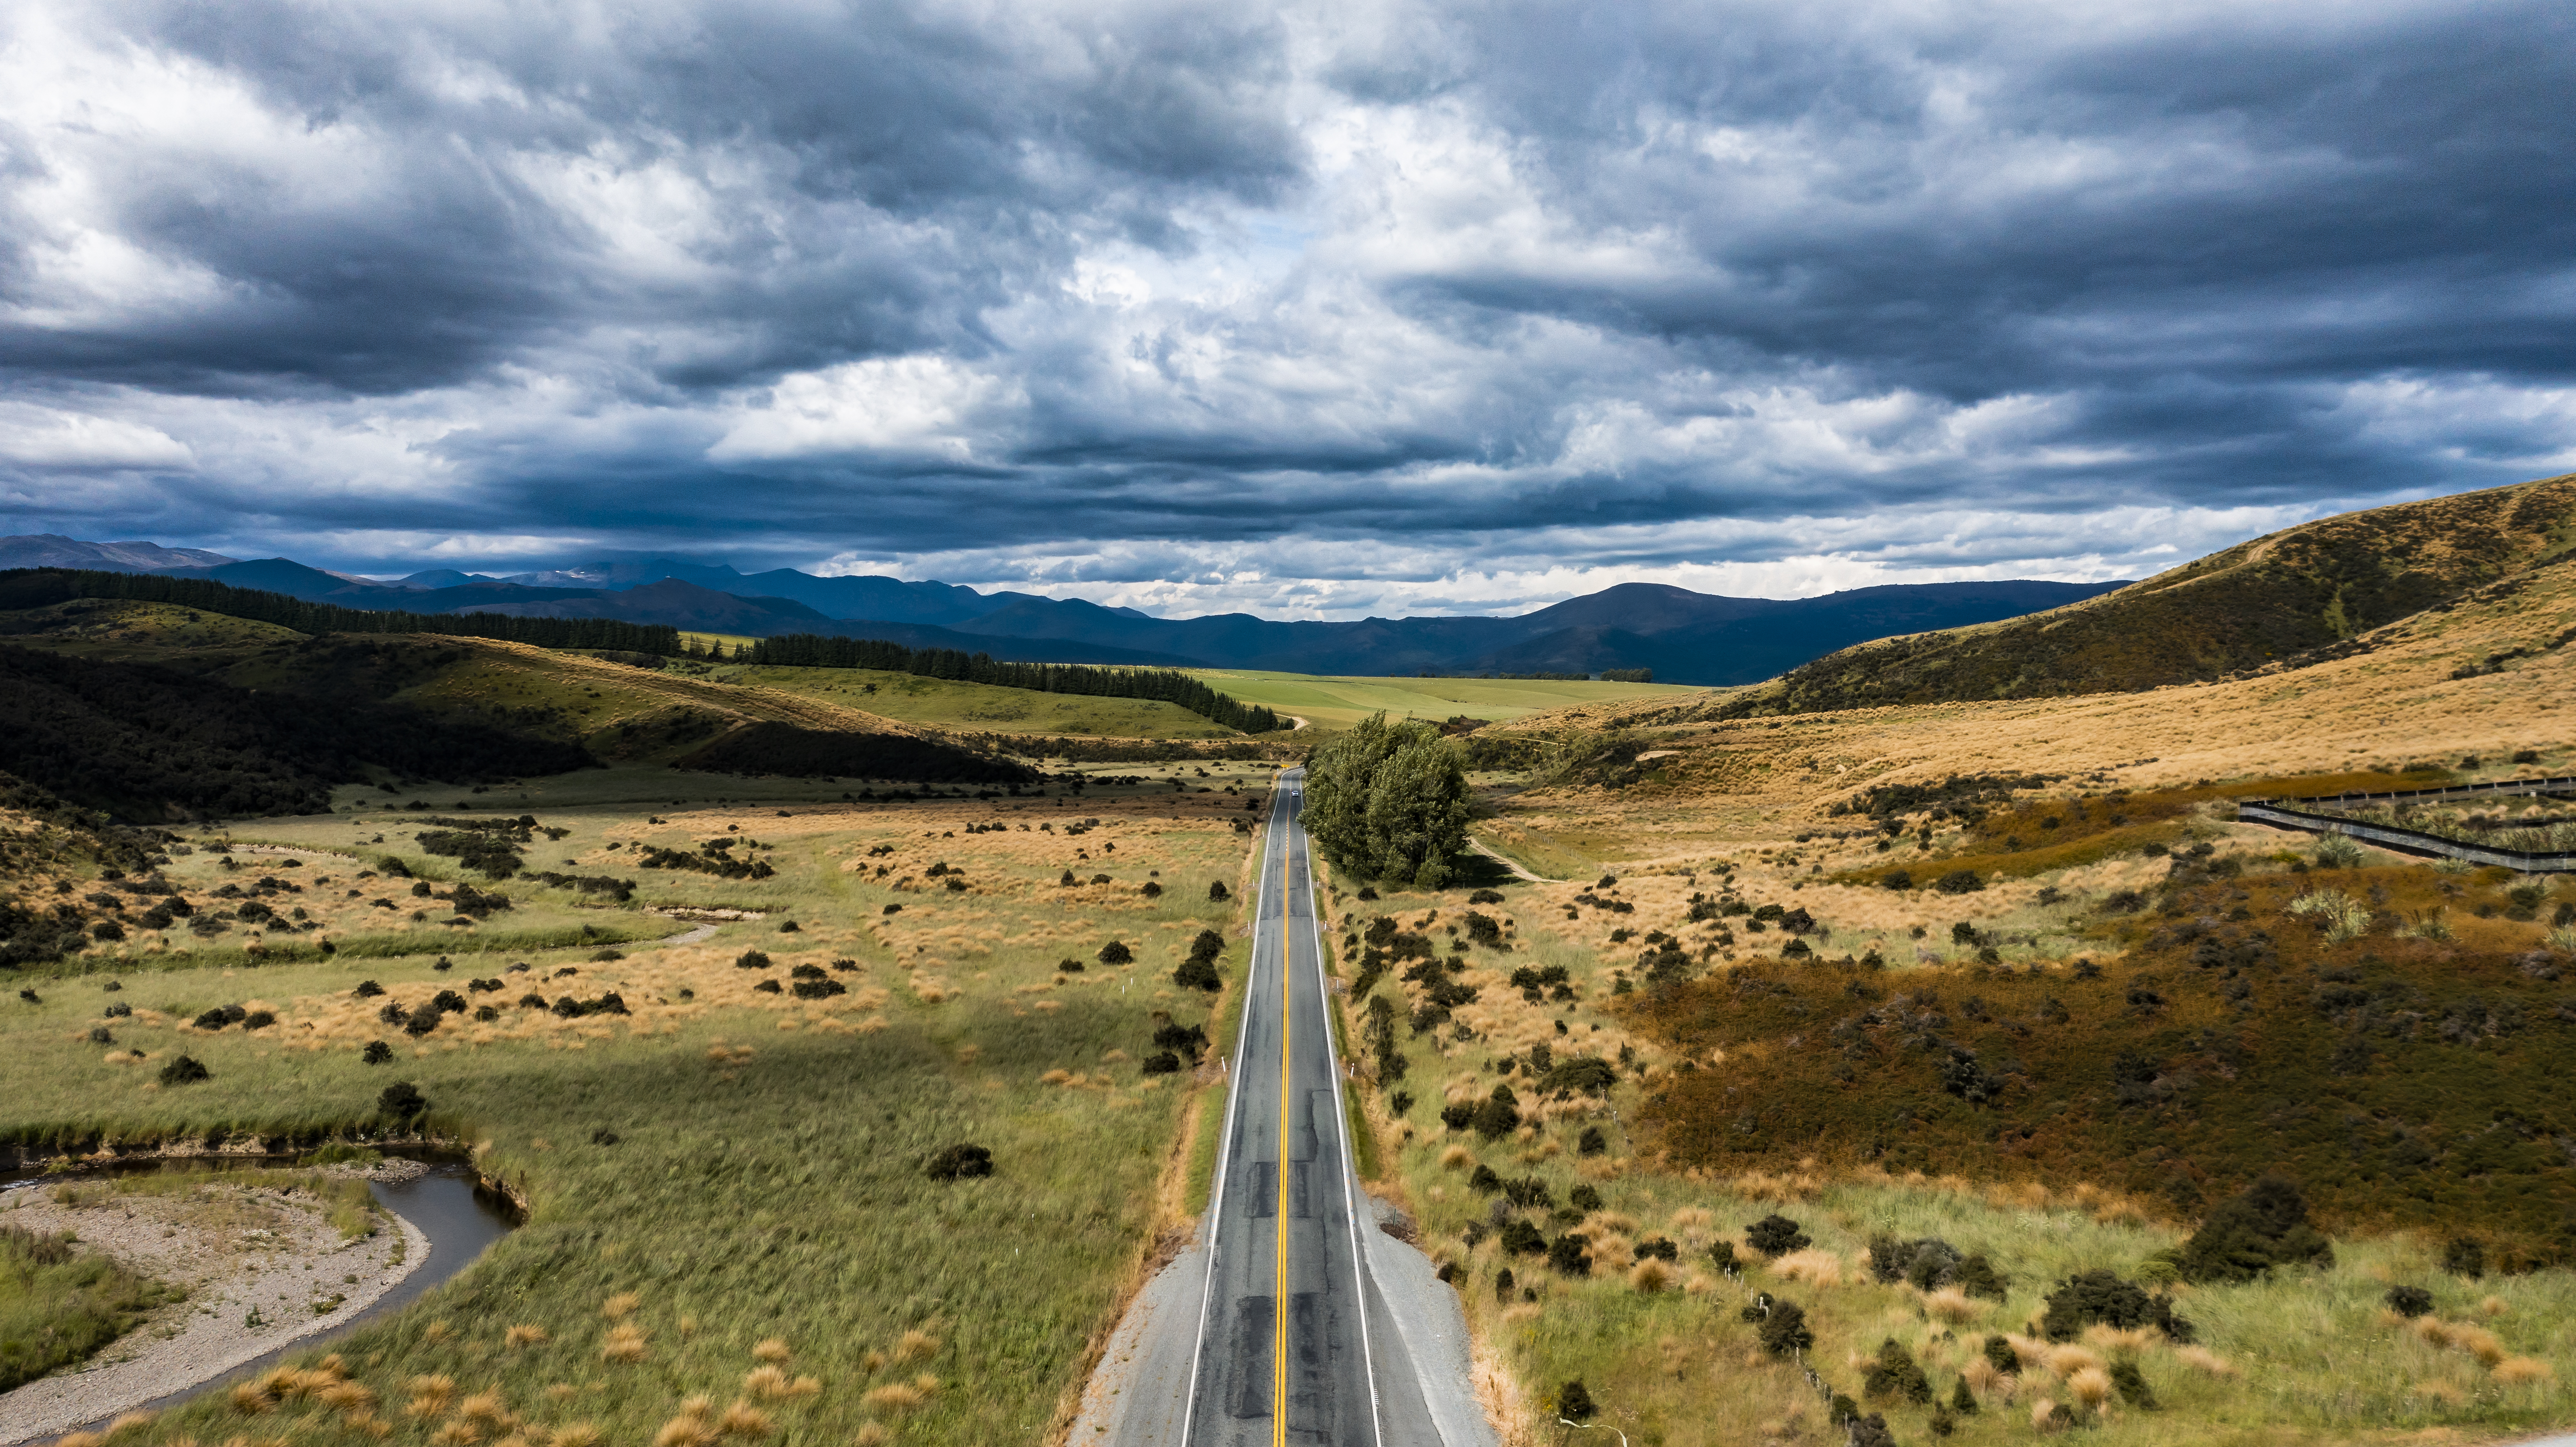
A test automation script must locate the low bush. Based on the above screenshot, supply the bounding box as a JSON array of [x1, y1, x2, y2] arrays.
[[925, 1143, 993, 1180], [2039, 1269, 2193, 1343], [156, 1054, 209, 1086], [2176, 1176, 2334, 1283], [1747, 1213, 1811, 1257], [1864, 1338, 1932, 1405], [378, 1081, 427, 1118]]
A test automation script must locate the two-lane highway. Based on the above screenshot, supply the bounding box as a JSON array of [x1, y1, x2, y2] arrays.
[[1184, 768, 1381, 1446]]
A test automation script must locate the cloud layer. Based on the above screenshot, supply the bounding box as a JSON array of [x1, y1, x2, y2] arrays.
[[3, 0, 2571, 617]]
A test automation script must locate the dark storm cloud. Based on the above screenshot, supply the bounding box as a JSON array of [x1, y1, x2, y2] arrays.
[[1, 0, 2572, 613]]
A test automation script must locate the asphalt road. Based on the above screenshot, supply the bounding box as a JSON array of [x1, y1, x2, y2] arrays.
[[1079, 771, 1486, 1447], [1183, 769, 1385, 1446]]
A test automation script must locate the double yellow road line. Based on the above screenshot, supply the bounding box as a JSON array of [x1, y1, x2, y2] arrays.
[[1272, 811, 1293, 1447]]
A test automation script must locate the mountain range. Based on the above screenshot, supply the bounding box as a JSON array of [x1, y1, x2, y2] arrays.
[[0, 533, 2126, 685]]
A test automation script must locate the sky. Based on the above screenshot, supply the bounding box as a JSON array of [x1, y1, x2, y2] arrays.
[[1, 0, 2572, 619]]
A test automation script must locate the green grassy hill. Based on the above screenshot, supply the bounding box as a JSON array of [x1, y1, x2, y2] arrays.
[[1189, 669, 1701, 732], [1711, 473, 2576, 716]]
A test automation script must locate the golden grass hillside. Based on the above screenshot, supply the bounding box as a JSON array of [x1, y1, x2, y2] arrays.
[[1468, 524, 2572, 871], [1698, 472, 2575, 715]]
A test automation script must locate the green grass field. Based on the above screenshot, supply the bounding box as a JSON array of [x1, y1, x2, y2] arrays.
[[680, 663, 1238, 739], [1188, 671, 1703, 732], [0, 772, 1268, 1445]]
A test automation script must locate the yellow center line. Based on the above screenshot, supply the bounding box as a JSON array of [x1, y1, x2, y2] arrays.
[[1273, 817, 1292, 1447]]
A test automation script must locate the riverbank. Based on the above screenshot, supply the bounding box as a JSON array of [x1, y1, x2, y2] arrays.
[[0, 1173, 429, 1446]]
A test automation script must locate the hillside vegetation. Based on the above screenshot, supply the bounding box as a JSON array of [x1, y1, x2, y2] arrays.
[[1712, 473, 2575, 715], [0, 644, 591, 818]]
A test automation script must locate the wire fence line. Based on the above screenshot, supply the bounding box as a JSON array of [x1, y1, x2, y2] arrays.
[[2236, 775, 2576, 873]]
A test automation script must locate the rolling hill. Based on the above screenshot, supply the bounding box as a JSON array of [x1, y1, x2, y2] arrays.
[[1706, 472, 2576, 715]]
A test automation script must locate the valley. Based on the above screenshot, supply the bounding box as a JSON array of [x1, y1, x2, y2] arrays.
[[0, 474, 2570, 1447]]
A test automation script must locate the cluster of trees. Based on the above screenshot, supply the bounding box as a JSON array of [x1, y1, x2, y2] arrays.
[[0, 645, 589, 818], [0, 568, 683, 655], [736, 633, 1285, 733], [1304, 713, 1470, 888]]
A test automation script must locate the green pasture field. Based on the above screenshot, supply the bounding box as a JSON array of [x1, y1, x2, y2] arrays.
[[676, 662, 1240, 740], [0, 776, 1267, 1445], [1190, 670, 1703, 732]]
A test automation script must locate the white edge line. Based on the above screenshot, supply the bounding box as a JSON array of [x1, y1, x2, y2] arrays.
[[1296, 778, 1388, 1446], [1177, 778, 1281, 1443]]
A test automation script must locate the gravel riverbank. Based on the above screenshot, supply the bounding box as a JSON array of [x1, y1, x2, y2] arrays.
[[0, 1179, 429, 1446]]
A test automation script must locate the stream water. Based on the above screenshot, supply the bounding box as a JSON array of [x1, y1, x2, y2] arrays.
[[3, 1157, 517, 1436]]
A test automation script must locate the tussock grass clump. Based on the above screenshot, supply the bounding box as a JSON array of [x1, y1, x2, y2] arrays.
[[602, 1324, 649, 1363]]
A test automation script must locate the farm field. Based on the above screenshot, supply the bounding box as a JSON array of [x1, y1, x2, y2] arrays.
[[1189, 669, 1706, 732], [673, 661, 1239, 740], [0, 770, 1270, 1446]]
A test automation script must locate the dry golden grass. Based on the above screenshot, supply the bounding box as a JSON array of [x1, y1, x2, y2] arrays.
[[1629, 1258, 1673, 1292], [602, 1325, 648, 1364], [2065, 1365, 2114, 1410], [2496, 1357, 2557, 1385], [2029, 1397, 2063, 1431], [457, 1390, 511, 1425], [860, 1384, 925, 1415], [2172, 1345, 2237, 1378], [891, 1329, 940, 1365], [601, 1292, 642, 1321], [751, 1337, 791, 1364], [551, 1426, 602, 1447], [2044, 1344, 2103, 1380], [1920, 1286, 1979, 1324], [503, 1325, 548, 1349], [1767, 1248, 1845, 1287], [714, 1401, 773, 1439]]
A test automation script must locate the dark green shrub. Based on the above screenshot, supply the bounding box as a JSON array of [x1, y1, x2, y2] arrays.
[[1934, 870, 1985, 894], [1710, 1240, 1739, 1275], [1547, 1233, 1591, 1275], [1469, 889, 1504, 904], [1983, 1335, 2017, 1376], [1440, 1102, 1474, 1131], [1057, 957, 1084, 973], [2039, 1270, 2193, 1343], [378, 1081, 426, 1118], [734, 950, 771, 970], [1636, 1236, 1677, 1261], [1495, 1266, 1514, 1299], [1555, 1380, 1595, 1423], [1882, 871, 1913, 891], [1757, 1298, 1813, 1356], [790, 978, 845, 999], [1208, 880, 1229, 900], [1957, 1253, 2007, 1301], [1568, 1184, 1602, 1213], [1747, 1213, 1811, 1257], [1469, 1163, 1501, 1195], [2110, 1360, 2157, 1408], [1389, 1090, 1413, 1115], [243, 1010, 275, 1030], [1864, 1338, 1932, 1404], [2177, 1176, 2334, 1283], [157, 1054, 208, 1085], [925, 1143, 993, 1180], [1850, 1414, 1896, 1447], [1577, 1126, 1607, 1155], [362, 1040, 393, 1064], [2386, 1285, 2434, 1317], [1141, 1051, 1181, 1075], [2442, 1238, 2485, 1279], [1499, 1218, 1546, 1256], [1471, 1086, 1521, 1139], [1173, 955, 1221, 990], [1950, 1376, 1979, 1414]]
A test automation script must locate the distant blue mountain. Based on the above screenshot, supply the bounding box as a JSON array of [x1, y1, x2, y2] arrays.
[[0, 533, 2128, 684]]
